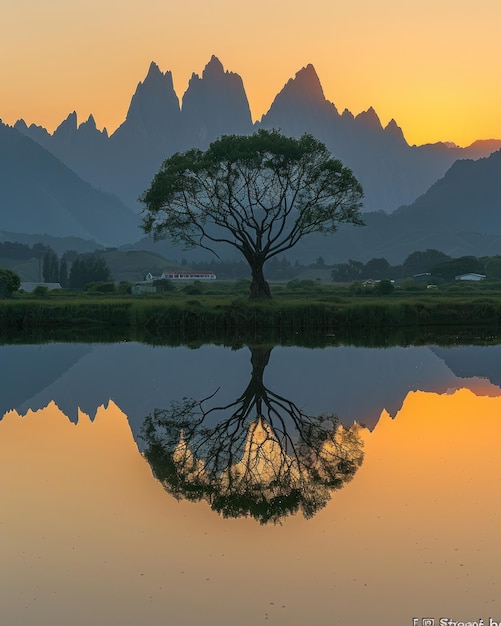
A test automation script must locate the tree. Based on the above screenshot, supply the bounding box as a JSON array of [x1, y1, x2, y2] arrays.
[[430, 256, 484, 282], [363, 257, 391, 280], [0, 268, 21, 298], [331, 259, 364, 282], [485, 256, 501, 279], [403, 249, 451, 276], [141, 346, 363, 523], [68, 256, 112, 288], [374, 279, 394, 295], [140, 130, 364, 299], [43, 247, 59, 283]]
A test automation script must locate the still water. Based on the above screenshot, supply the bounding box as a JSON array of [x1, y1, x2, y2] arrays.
[[2, 340, 501, 625]]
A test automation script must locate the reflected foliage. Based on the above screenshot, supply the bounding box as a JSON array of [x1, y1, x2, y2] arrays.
[[141, 346, 364, 524]]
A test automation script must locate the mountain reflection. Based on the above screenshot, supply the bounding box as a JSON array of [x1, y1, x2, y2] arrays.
[[141, 346, 364, 523]]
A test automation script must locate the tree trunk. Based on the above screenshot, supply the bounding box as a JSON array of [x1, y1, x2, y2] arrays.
[[249, 262, 272, 299]]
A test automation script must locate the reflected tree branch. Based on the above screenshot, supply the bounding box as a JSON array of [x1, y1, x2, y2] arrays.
[[141, 346, 364, 524]]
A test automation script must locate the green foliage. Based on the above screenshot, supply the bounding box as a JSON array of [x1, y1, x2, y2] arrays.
[[59, 258, 68, 287], [430, 256, 485, 281], [85, 281, 116, 294], [0, 268, 21, 298], [3, 289, 501, 346], [69, 256, 112, 288], [373, 279, 394, 295], [485, 256, 501, 279], [364, 257, 391, 280], [182, 284, 203, 295], [118, 280, 133, 295], [331, 259, 364, 282], [399, 277, 421, 291], [286, 279, 318, 291], [403, 249, 451, 275], [32, 285, 50, 298], [152, 278, 175, 292], [140, 129, 364, 299], [0, 241, 41, 260], [43, 247, 59, 282]]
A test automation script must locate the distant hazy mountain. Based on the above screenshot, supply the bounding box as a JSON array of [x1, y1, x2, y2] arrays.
[[14, 57, 501, 215], [182, 55, 253, 147], [0, 122, 141, 246], [125, 148, 501, 265], [392, 149, 501, 232], [313, 149, 501, 263], [260, 64, 501, 213]]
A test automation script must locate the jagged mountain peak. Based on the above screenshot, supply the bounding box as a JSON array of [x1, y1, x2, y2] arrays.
[[181, 57, 252, 145], [53, 111, 78, 139], [133, 61, 176, 95], [14, 119, 28, 131], [278, 63, 327, 106], [259, 63, 338, 132], [294, 63, 323, 89], [115, 60, 180, 137], [186, 55, 242, 90], [59, 111, 78, 128], [146, 60, 162, 78], [355, 106, 382, 131], [202, 55, 225, 77], [82, 114, 96, 129], [384, 118, 407, 144], [77, 114, 108, 138]]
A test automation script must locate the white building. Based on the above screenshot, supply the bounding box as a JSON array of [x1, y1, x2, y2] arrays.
[[455, 273, 486, 281], [144, 270, 216, 281]]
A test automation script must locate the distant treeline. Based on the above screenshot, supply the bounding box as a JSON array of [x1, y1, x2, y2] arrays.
[[191, 249, 501, 283], [3, 239, 501, 287], [0, 241, 50, 260], [41, 248, 112, 288], [0, 241, 112, 288], [331, 250, 501, 282]]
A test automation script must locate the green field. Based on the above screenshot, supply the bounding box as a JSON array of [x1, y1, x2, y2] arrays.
[[2, 279, 501, 348]]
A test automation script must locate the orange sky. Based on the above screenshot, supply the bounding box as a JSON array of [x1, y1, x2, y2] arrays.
[[1, 0, 501, 146]]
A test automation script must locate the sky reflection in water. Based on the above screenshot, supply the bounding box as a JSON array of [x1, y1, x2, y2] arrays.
[[2, 342, 501, 625]]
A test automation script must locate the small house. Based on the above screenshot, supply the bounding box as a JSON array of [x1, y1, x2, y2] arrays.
[[455, 273, 486, 282]]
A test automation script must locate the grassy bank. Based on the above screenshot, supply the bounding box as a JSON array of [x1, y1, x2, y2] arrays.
[[2, 290, 501, 341]]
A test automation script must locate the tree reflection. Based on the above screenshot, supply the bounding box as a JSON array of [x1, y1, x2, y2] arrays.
[[141, 346, 364, 524]]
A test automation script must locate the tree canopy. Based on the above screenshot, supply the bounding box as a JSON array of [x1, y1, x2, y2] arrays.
[[141, 346, 364, 524], [0, 268, 21, 298], [140, 130, 364, 298]]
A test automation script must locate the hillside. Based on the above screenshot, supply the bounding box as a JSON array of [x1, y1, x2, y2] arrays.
[[0, 122, 142, 246]]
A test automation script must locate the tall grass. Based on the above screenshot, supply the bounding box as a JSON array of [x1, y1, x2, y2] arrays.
[[1, 293, 501, 338]]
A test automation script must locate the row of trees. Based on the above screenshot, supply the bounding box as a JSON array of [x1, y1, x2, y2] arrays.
[[0, 241, 49, 260], [42, 248, 112, 288], [331, 251, 501, 283]]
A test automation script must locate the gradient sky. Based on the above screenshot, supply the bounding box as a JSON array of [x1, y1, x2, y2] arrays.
[[1, 0, 500, 146]]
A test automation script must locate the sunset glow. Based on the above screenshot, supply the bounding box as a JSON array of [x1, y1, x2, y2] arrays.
[[3, 388, 501, 623], [1, 1, 501, 146]]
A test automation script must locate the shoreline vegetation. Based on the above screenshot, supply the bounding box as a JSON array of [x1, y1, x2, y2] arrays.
[[1, 282, 501, 347]]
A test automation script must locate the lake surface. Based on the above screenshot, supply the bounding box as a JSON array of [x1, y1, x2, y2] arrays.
[[2, 340, 501, 625]]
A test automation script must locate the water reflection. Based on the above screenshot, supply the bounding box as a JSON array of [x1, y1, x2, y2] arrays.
[[4, 386, 501, 624], [141, 346, 364, 523]]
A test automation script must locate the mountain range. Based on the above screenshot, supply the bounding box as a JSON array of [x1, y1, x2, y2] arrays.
[[2, 55, 501, 261], [0, 121, 141, 246], [13, 56, 501, 214]]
